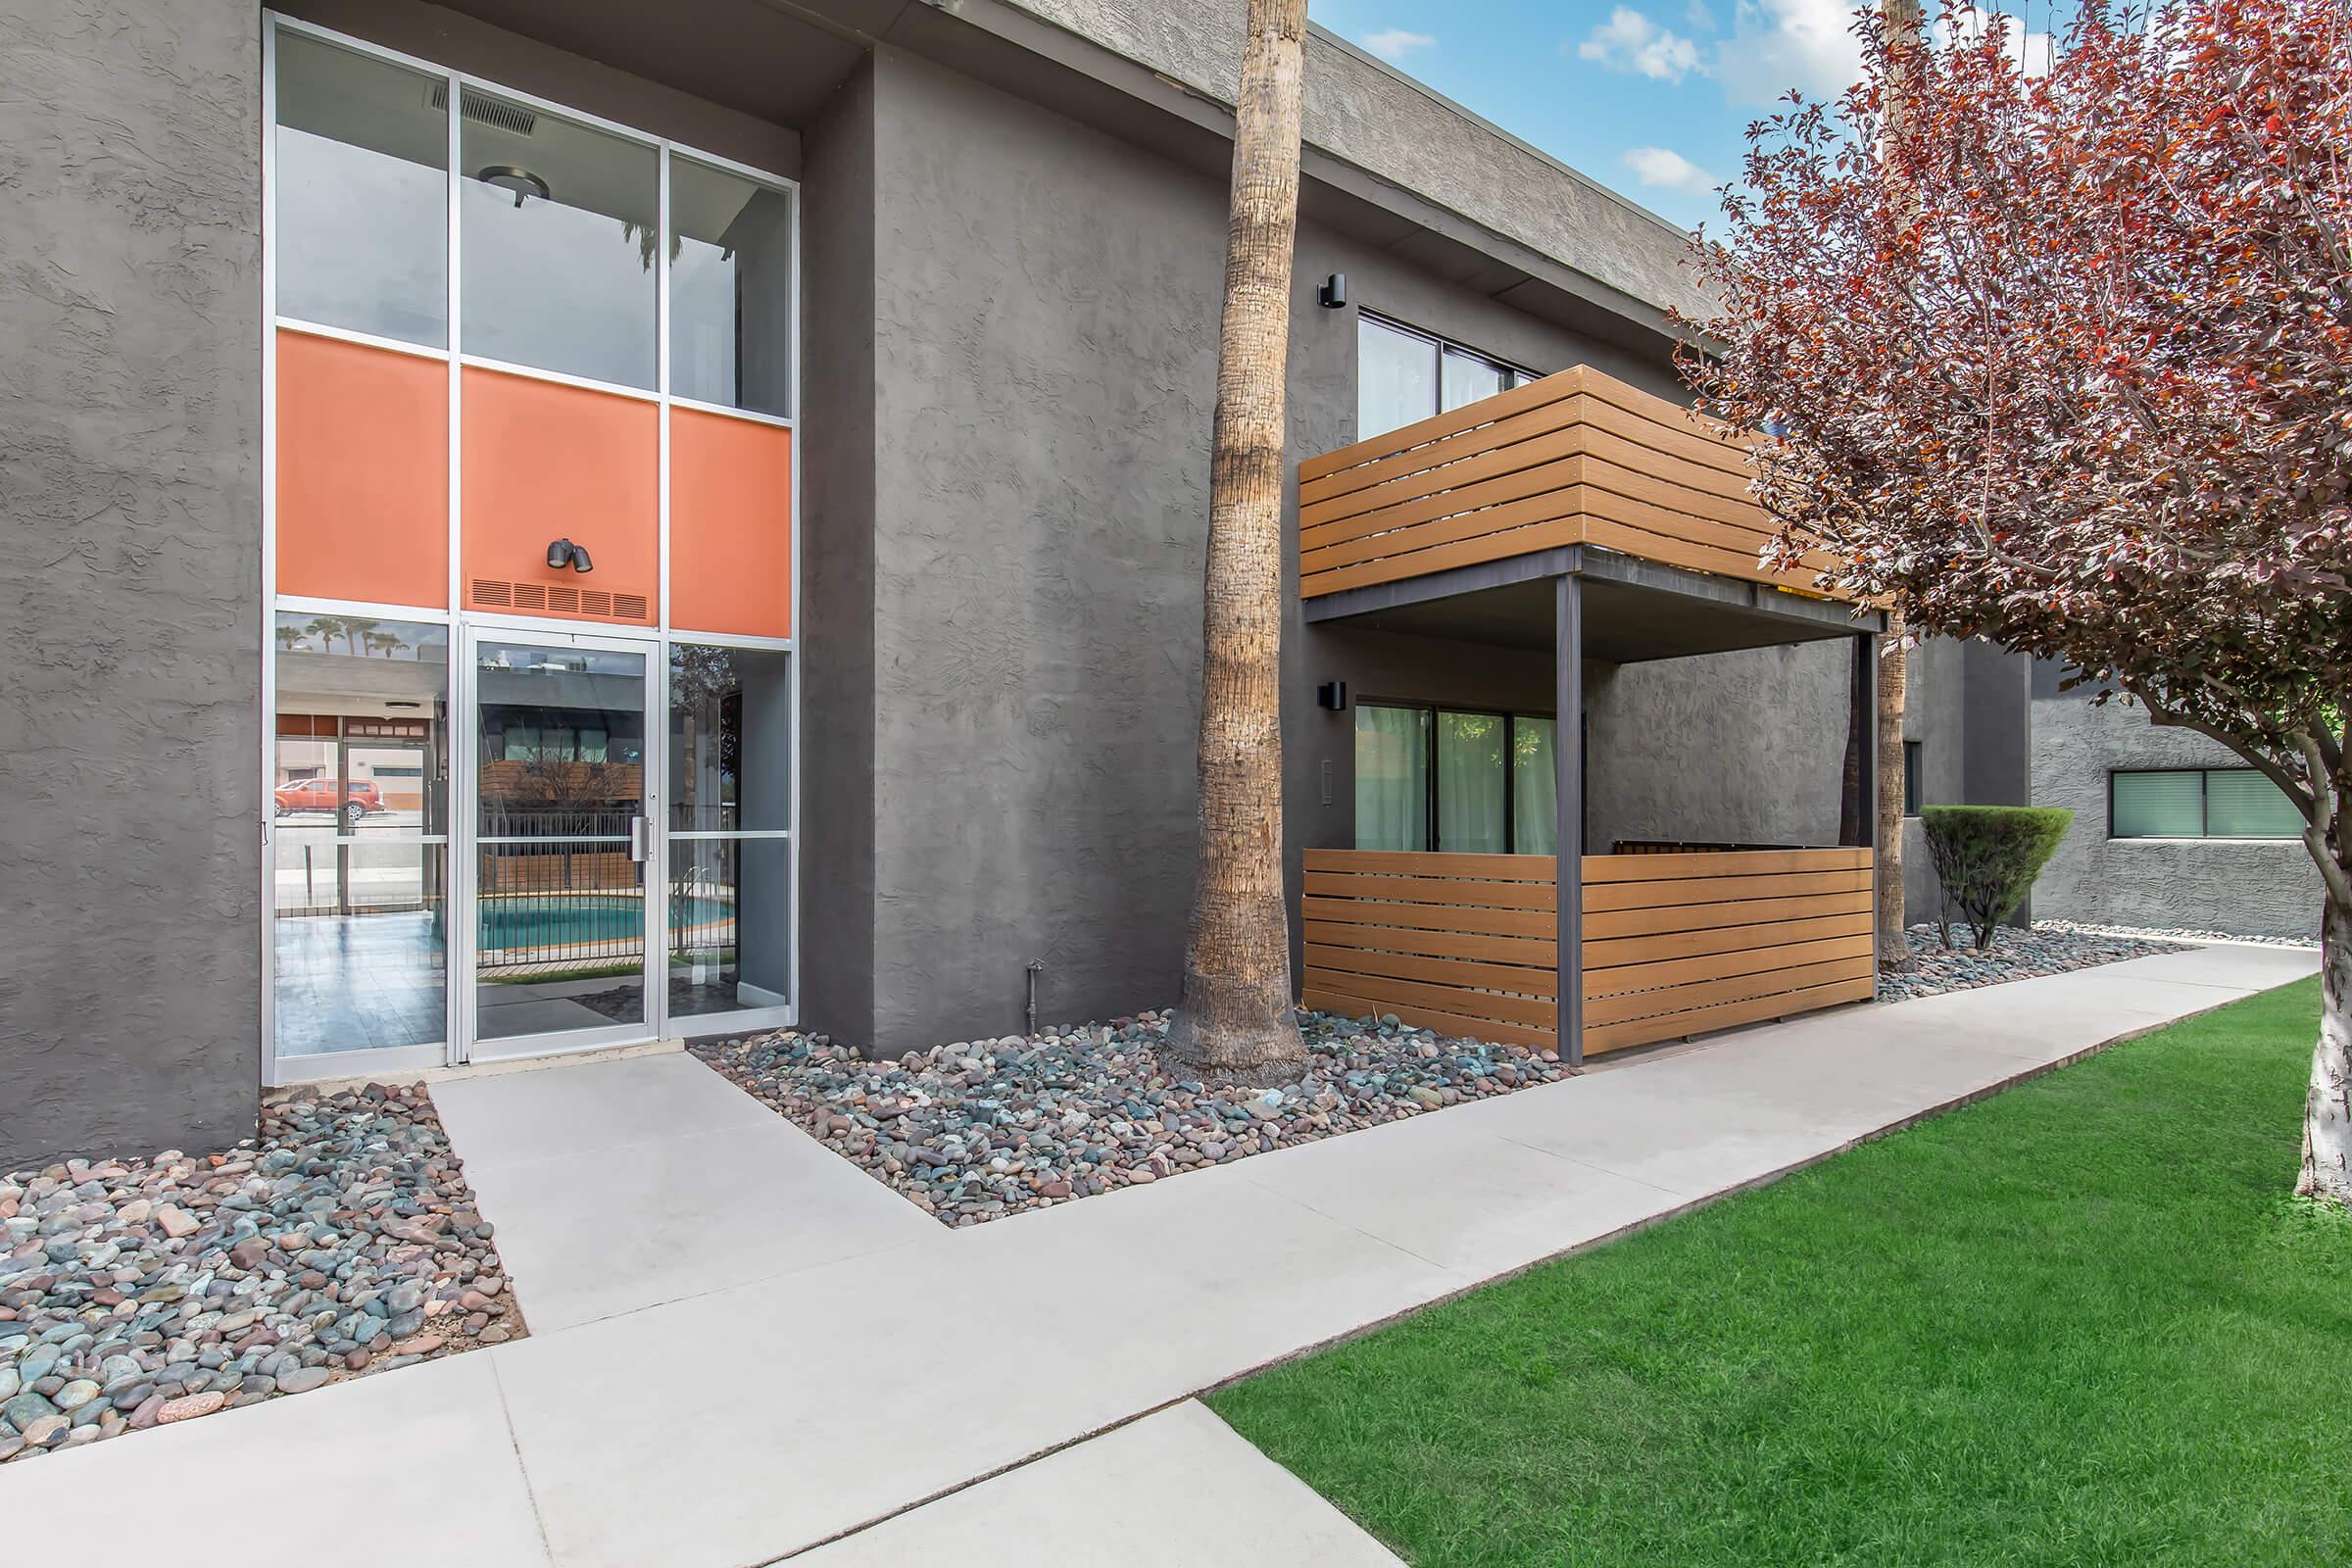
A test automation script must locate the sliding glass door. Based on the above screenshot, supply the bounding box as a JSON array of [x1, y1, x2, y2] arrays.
[[1355, 703, 1558, 855]]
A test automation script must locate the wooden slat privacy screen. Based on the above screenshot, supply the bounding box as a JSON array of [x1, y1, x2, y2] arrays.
[[1298, 365, 1848, 600], [1581, 848, 1876, 1054], [1301, 847, 1875, 1056], [1302, 850, 1559, 1051]]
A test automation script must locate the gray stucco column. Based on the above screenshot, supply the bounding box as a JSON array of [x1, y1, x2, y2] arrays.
[[1, 0, 262, 1168], [1556, 572, 1585, 1068]]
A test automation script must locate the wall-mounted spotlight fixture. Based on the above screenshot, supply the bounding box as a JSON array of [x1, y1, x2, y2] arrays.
[[1316, 272, 1348, 308], [1316, 680, 1349, 710], [476, 165, 550, 208], [545, 538, 594, 573]]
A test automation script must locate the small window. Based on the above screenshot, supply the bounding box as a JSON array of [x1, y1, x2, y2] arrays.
[[1356, 315, 1535, 440], [1902, 740, 1922, 816], [2111, 768, 2301, 839]]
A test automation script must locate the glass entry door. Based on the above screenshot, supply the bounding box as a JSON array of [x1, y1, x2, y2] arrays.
[[462, 628, 660, 1060]]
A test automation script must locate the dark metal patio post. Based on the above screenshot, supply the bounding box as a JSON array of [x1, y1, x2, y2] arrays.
[[1859, 631, 1881, 969], [1847, 630, 1879, 850], [1556, 572, 1584, 1068]]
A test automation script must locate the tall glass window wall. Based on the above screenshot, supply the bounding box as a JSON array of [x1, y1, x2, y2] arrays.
[[267, 20, 799, 1065]]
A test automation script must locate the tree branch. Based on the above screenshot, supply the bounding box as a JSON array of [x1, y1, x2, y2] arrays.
[[2131, 683, 2316, 817]]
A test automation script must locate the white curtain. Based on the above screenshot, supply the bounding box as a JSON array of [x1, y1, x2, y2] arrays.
[[1513, 716, 1557, 856], [1437, 711, 1507, 853], [1354, 706, 1428, 851]]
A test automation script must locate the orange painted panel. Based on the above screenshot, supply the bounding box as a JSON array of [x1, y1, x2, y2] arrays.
[[461, 366, 658, 624], [274, 328, 448, 608], [669, 409, 793, 638]]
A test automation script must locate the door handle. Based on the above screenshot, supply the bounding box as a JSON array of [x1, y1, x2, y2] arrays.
[[629, 815, 650, 863]]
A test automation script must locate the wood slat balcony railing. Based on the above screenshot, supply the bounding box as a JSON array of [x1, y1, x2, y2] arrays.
[[1300, 847, 1876, 1056], [1298, 365, 1849, 601]]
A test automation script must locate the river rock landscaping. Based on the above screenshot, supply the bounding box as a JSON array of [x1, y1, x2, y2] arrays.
[[1877, 922, 2184, 1004], [693, 1010, 1573, 1228], [0, 1082, 517, 1464], [690, 923, 2205, 1231], [2034, 917, 2317, 950]]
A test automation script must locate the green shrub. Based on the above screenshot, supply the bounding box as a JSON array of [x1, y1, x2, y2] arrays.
[[1920, 806, 2075, 951]]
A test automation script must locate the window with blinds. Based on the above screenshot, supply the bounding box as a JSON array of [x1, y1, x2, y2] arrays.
[[2110, 768, 2301, 839]]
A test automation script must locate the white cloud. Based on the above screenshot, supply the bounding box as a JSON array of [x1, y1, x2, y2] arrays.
[[1685, 0, 1720, 31], [1577, 7, 1707, 83], [1360, 27, 1436, 63], [1702, 2, 2056, 113], [1622, 145, 1723, 197], [1712, 0, 1865, 107]]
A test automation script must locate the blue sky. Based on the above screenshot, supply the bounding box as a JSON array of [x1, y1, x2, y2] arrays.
[[1307, 0, 2064, 231]]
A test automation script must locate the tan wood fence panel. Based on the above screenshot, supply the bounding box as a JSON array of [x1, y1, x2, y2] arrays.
[[1580, 849, 1876, 1054], [1301, 849, 1559, 1052], [1300, 848, 1875, 1057]]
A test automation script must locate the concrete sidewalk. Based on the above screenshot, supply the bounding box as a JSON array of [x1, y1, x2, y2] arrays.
[[1, 945, 2315, 1566]]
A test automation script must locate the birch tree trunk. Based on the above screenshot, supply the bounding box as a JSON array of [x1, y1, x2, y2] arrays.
[[1163, 0, 1309, 1083], [2299, 893, 2352, 1204]]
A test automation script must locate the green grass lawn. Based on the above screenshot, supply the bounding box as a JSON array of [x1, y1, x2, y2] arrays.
[[1210, 978, 2350, 1568]]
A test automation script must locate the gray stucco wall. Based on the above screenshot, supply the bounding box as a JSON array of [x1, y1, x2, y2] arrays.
[[842, 46, 1228, 1049], [1584, 643, 1850, 852], [0, 0, 262, 1168], [2030, 677, 2322, 939]]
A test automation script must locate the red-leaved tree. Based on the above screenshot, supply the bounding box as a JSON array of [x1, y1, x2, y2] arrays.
[[1682, 0, 2352, 1203]]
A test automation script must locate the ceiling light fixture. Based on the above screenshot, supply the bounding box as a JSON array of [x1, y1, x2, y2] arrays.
[[477, 165, 550, 207]]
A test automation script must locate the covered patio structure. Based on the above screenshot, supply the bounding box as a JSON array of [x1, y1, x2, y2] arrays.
[[1297, 366, 1884, 1064]]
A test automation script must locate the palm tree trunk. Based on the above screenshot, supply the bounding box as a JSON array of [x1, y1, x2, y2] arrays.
[[1878, 612, 1913, 969], [1163, 0, 1309, 1083]]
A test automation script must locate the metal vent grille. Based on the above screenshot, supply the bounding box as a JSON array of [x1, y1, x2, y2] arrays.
[[428, 82, 538, 137], [469, 578, 652, 622]]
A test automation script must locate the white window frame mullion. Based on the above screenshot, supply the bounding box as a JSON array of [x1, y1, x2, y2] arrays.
[[443, 54, 468, 1065]]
